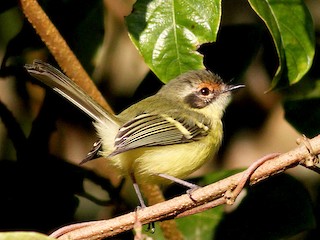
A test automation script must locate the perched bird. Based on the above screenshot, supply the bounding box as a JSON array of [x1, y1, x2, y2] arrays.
[[25, 60, 244, 207]]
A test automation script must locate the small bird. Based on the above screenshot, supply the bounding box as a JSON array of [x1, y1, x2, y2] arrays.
[[25, 60, 244, 207]]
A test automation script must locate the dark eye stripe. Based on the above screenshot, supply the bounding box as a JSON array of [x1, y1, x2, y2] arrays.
[[184, 93, 211, 109]]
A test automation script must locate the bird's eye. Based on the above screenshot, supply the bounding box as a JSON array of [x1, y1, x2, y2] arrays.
[[200, 87, 210, 96]]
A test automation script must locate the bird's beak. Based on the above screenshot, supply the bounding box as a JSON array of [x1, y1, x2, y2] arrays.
[[223, 84, 245, 93]]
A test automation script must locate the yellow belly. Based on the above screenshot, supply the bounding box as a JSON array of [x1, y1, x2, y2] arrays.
[[108, 121, 223, 184]]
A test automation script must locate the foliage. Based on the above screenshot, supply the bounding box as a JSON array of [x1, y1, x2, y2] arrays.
[[126, 0, 221, 83], [126, 0, 314, 87], [249, 0, 314, 88]]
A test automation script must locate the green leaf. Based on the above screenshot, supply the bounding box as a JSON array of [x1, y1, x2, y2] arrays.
[[177, 206, 224, 240], [0, 232, 55, 240], [248, 0, 315, 88], [126, 0, 221, 83]]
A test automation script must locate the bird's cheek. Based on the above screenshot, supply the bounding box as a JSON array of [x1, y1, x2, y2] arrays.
[[184, 94, 210, 109]]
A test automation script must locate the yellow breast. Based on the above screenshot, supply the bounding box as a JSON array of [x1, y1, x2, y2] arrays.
[[111, 120, 223, 184]]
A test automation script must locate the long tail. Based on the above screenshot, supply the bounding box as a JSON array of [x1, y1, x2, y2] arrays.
[[25, 60, 119, 126]]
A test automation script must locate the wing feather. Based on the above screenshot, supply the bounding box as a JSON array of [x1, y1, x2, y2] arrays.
[[109, 113, 211, 156]]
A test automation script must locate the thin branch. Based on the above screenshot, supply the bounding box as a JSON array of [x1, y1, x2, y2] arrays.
[[20, 0, 113, 113], [140, 184, 184, 240], [50, 134, 320, 240], [176, 153, 281, 218]]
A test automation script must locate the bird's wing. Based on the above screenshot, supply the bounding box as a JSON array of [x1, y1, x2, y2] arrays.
[[25, 60, 118, 125], [109, 112, 210, 156]]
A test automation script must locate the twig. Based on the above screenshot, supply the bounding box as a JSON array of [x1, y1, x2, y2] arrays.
[[296, 134, 320, 173], [140, 184, 184, 240], [20, 0, 112, 113], [224, 152, 281, 205], [177, 153, 281, 218], [50, 134, 320, 240]]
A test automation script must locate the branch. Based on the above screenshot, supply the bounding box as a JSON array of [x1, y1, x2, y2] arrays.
[[20, 0, 112, 113], [140, 184, 184, 240], [50, 134, 320, 240]]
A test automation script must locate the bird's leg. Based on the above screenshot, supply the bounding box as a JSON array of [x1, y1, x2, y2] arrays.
[[157, 173, 199, 189], [130, 172, 155, 233], [157, 173, 200, 202], [130, 172, 147, 208]]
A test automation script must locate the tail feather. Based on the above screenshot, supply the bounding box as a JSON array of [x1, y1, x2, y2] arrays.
[[25, 60, 119, 126]]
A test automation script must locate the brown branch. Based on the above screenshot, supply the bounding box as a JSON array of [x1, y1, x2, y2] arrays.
[[49, 134, 320, 240], [20, 0, 112, 113], [140, 184, 184, 240], [175, 153, 281, 218]]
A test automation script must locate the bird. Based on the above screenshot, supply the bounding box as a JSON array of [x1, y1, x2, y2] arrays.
[[25, 59, 244, 208]]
